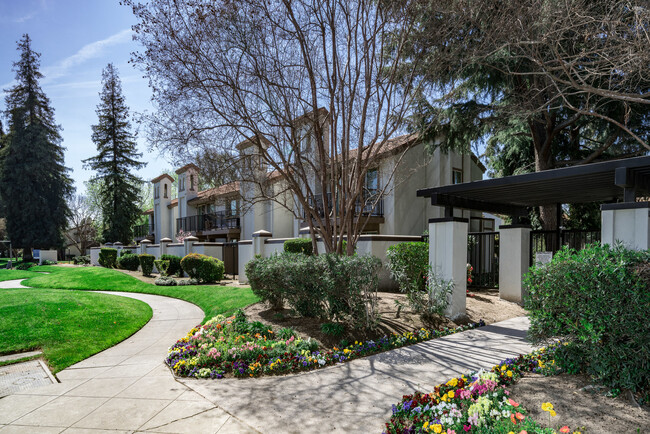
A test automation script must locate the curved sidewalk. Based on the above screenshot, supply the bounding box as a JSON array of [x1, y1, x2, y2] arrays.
[[0, 280, 257, 433]]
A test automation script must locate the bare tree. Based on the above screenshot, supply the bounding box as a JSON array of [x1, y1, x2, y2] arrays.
[[126, 0, 424, 253], [65, 194, 98, 255]]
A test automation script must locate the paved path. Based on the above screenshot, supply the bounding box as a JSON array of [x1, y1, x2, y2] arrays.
[[1, 279, 533, 433], [0, 280, 256, 433]]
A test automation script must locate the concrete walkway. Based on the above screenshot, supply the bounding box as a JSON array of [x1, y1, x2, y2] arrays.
[[1, 278, 533, 433], [0, 280, 257, 433]]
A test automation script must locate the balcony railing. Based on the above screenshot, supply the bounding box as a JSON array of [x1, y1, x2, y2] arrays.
[[133, 223, 154, 239], [305, 191, 384, 218], [176, 211, 240, 234]]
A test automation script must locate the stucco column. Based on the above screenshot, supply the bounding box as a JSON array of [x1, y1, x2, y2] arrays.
[[139, 239, 150, 255], [160, 237, 172, 257], [498, 225, 531, 303], [113, 242, 122, 256], [601, 203, 650, 251], [428, 218, 468, 320], [252, 230, 272, 258], [184, 236, 198, 257]]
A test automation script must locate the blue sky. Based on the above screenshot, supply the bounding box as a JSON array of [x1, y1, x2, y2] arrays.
[[0, 0, 171, 194]]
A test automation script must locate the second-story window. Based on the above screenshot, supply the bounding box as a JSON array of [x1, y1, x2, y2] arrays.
[[190, 174, 195, 191], [365, 168, 378, 193], [164, 184, 168, 198], [452, 168, 463, 184], [154, 186, 159, 199], [179, 176, 184, 192], [227, 199, 238, 217]]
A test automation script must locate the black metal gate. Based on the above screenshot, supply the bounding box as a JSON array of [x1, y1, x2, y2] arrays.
[[467, 231, 499, 288], [222, 242, 239, 277], [530, 230, 600, 265]]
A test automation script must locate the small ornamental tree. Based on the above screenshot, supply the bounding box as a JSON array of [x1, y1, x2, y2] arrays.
[[83, 63, 146, 245]]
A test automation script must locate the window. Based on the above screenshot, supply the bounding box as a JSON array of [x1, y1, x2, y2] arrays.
[[164, 184, 168, 198], [190, 174, 195, 191], [365, 168, 378, 192], [452, 168, 463, 184], [227, 199, 238, 217], [179, 176, 184, 192], [154, 186, 159, 199]]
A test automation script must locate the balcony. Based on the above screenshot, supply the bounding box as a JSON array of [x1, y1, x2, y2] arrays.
[[305, 191, 384, 218], [133, 223, 154, 240], [176, 211, 240, 234]]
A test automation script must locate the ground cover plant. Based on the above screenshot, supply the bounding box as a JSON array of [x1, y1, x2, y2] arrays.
[[384, 346, 584, 434], [525, 244, 650, 402], [0, 287, 152, 372], [166, 309, 485, 379], [21, 265, 258, 322]]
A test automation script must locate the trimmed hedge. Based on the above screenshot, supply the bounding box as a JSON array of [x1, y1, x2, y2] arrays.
[[98, 248, 118, 268], [16, 262, 35, 270], [154, 259, 170, 276], [180, 253, 225, 283], [139, 254, 155, 277], [386, 242, 428, 292], [73, 255, 91, 265], [525, 244, 650, 396], [283, 238, 313, 255], [246, 253, 381, 329], [117, 253, 140, 271], [160, 254, 182, 276]]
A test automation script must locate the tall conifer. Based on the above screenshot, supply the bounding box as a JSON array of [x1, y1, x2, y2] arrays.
[[83, 63, 145, 244], [0, 34, 73, 260]]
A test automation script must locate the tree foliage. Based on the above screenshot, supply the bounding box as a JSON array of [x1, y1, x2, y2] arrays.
[[0, 34, 73, 258], [83, 63, 146, 244]]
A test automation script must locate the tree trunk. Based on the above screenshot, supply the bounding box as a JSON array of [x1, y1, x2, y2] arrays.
[[23, 247, 33, 262]]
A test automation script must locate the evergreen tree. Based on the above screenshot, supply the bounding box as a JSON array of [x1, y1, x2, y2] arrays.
[[0, 34, 73, 260], [83, 63, 145, 244]]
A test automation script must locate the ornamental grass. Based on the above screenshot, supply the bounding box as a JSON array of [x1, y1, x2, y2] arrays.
[[166, 310, 485, 379]]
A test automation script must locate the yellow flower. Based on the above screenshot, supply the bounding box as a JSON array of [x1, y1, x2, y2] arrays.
[[550, 410, 557, 417], [448, 391, 455, 398], [541, 402, 554, 412], [501, 365, 507, 371], [507, 370, 513, 377], [423, 421, 429, 429], [432, 424, 442, 434]]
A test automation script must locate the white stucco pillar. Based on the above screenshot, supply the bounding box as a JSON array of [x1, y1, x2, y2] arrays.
[[428, 218, 468, 320], [184, 236, 198, 257], [498, 225, 531, 303], [252, 230, 272, 258], [160, 237, 172, 257], [140, 239, 150, 255], [601, 203, 650, 251]]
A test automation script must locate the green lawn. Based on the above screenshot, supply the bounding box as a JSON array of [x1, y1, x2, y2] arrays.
[[0, 269, 40, 281], [21, 265, 259, 322], [0, 287, 152, 373]]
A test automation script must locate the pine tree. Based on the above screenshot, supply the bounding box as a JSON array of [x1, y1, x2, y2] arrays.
[[83, 63, 145, 244], [0, 34, 74, 260]]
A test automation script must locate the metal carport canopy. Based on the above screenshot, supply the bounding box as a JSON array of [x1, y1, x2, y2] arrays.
[[416, 156, 650, 216]]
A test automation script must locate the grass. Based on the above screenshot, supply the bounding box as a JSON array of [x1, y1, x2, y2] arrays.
[[0, 269, 41, 281], [21, 265, 259, 323], [0, 287, 152, 373]]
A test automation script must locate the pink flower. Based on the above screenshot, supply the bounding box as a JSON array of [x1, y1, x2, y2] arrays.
[[508, 398, 519, 407], [463, 425, 471, 432], [559, 427, 570, 433]]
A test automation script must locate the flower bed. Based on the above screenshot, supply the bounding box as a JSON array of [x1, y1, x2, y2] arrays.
[[384, 346, 582, 434], [166, 310, 485, 379]]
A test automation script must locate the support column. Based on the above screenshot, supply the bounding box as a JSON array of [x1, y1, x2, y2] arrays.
[[601, 202, 650, 251], [160, 237, 172, 257], [252, 230, 272, 258], [184, 236, 198, 257], [498, 225, 531, 303], [139, 240, 150, 255], [428, 218, 468, 320]]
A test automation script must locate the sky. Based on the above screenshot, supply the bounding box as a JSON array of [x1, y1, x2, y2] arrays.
[[0, 0, 172, 194]]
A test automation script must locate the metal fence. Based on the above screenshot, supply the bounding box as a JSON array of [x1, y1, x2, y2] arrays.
[[530, 229, 600, 265], [467, 231, 499, 288]]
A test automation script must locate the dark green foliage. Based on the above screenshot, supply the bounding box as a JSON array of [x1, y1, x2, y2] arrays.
[[283, 238, 313, 255], [0, 35, 73, 259], [176, 278, 199, 286], [154, 259, 170, 276], [16, 262, 35, 270], [82, 64, 145, 245], [321, 322, 345, 337], [138, 253, 155, 276], [160, 254, 182, 276], [180, 253, 224, 283], [117, 253, 140, 271], [525, 244, 650, 395], [245, 253, 381, 329], [154, 276, 177, 286], [386, 242, 428, 292], [73, 255, 91, 265], [40, 259, 57, 265], [98, 248, 118, 268]]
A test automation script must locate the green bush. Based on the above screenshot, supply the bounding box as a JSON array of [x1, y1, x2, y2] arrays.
[[117, 253, 140, 271], [386, 242, 428, 292], [525, 244, 650, 396], [119, 249, 136, 257], [160, 254, 182, 276], [154, 259, 170, 276], [283, 238, 313, 255], [177, 278, 199, 286], [98, 248, 118, 268], [154, 276, 177, 286], [398, 268, 453, 324], [41, 259, 57, 265], [16, 262, 35, 270], [321, 322, 345, 337], [246, 253, 381, 329], [138, 254, 155, 277], [73, 255, 90, 265], [180, 253, 225, 283]]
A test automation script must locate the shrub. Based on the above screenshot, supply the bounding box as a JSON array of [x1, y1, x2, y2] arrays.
[[398, 267, 453, 324], [138, 254, 155, 276], [117, 253, 140, 271], [119, 249, 136, 257], [73, 255, 90, 265], [180, 253, 225, 283], [16, 262, 35, 270], [321, 322, 345, 337], [525, 244, 650, 396], [160, 254, 182, 276], [98, 248, 118, 268], [154, 276, 177, 286], [177, 278, 199, 286], [154, 259, 170, 276], [41, 259, 57, 265], [386, 242, 428, 292], [283, 238, 313, 255], [246, 252, 381, 329]]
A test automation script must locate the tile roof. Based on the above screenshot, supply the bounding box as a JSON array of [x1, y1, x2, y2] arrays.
[[187, 181, 240, 206]]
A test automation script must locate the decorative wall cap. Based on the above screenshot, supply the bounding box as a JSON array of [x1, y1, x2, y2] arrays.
[[184, 236, 199, 242], [252, 230, 273, 237], [113, 242, 123, 246], [140, 239, 152, 244], [239, 240, 253, 245], [160, 237, 173, 243], [428, 217, 469, 224]]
